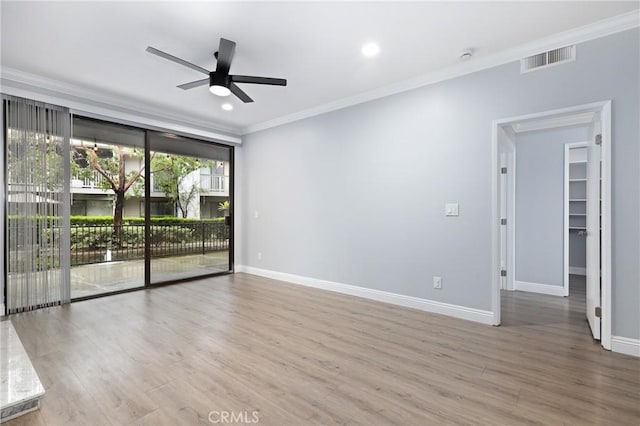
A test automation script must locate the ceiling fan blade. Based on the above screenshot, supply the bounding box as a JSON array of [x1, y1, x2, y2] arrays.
[[229, 83, 253, 103], [215, 38, 236, 75], [177, 78, 209, 90], [231, 75, 287, 86], [146, 46, 209, 75]]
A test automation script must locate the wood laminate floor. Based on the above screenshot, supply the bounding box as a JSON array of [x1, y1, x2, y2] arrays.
[[5, 273, 639, 425]]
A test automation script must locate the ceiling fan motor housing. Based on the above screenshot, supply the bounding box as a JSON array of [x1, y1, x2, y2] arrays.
[[210, 73, 230, 88]]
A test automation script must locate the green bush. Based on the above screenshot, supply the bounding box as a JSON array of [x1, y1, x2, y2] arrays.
[[69, 215, 224, 225], [70, 215, 113, 225], [21, 216, 227, 250], [8, 215, 61, 227], [148, 225, 194, 246], [65, 225, 144, 249], [9, 215, 225, 227], [70, 226, 113, 249], [120, 227, 145, 247]]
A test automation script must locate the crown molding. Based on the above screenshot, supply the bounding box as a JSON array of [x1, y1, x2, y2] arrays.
[[0, 67, 242, 144], [242, 10, 639, 135]]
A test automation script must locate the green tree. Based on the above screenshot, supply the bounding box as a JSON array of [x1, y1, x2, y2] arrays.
[[7, 132, 63, 192], [73, 143, 148, 241], [218, 200, 230, 215], [150, 154, 212, 218]]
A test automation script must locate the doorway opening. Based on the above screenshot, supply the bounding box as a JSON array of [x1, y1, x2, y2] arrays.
[[491, 101, 612, 350], [565, 143, 590, 296]]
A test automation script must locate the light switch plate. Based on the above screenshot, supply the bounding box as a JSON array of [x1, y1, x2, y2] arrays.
[[445, 203, 459, 216], [433, 276, 442, 289]]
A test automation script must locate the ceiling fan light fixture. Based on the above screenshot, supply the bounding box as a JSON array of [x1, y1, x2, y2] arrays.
[[210, 85, 231, 97], [221, 103, 233, 111]]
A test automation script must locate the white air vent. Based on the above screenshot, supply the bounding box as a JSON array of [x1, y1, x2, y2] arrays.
[[521, 45, 576, 73]]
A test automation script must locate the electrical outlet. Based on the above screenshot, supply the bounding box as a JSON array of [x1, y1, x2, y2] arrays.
[[433, 276, 442, 289], [257, 252, 262, 261]]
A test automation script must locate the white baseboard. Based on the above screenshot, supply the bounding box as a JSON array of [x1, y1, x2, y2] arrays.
[[235, 265, 495, 325], [569, 267, 587, 275], [514, 280, 566, 296], [611, 336, 640, 357]]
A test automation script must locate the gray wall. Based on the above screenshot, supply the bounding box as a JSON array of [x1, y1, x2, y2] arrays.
[[569, 234, 587, 270], [514, 125, 590, 286], [241, 29, 640, 339]]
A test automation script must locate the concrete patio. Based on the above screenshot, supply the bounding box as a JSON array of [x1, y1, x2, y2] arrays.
[[70, 251, 229, 298]]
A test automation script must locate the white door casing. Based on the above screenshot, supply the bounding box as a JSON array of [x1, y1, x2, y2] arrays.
[[586, 122, 602, 340], [492, 100, 611, 350]]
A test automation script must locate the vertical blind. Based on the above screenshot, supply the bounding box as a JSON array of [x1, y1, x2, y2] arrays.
[[4, 95, 71, 313]]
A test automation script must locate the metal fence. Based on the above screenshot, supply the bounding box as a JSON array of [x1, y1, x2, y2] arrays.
[[68, 222, 229, 266], [8, 221, 230, 269]]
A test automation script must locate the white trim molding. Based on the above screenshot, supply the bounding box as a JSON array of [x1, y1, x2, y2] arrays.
[[243, 11, 639, 134], [611, 336, 640, 357], [0, 67, 242, 145], [514, 281, 566, 297], [236, 266, 495, 325]]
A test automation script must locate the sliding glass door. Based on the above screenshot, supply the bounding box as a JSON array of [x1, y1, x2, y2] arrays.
[[70, 117, 147, 298], [3, 101, 233, 312], [148, 131, 232, 284]]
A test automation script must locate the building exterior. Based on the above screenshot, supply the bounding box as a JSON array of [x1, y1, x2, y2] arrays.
[[70, 144, 230, 219]]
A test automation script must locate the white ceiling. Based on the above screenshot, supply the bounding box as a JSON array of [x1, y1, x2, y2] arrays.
[[1, 1, 638, 134]]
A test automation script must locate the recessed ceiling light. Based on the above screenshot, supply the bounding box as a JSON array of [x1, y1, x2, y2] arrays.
[[210, 85, 231, 96], [361, 42, 380, 57], [221, 103, 233, 111]]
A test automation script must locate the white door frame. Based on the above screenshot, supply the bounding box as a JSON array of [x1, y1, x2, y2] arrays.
[[491, 100, 612, 350], [498, 126, 516, 292]]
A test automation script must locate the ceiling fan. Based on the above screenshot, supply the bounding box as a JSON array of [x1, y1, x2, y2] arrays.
[[146, 38, 287, 103]]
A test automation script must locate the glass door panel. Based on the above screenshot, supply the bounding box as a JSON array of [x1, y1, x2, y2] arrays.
[[70, 116, 146, 298], [148, 132, 232, 284]]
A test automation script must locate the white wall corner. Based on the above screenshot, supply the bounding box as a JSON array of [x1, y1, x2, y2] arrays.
[[236, 266, 495, 325], [611, 336, 640, 357], [514, 280, 566, 297]]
